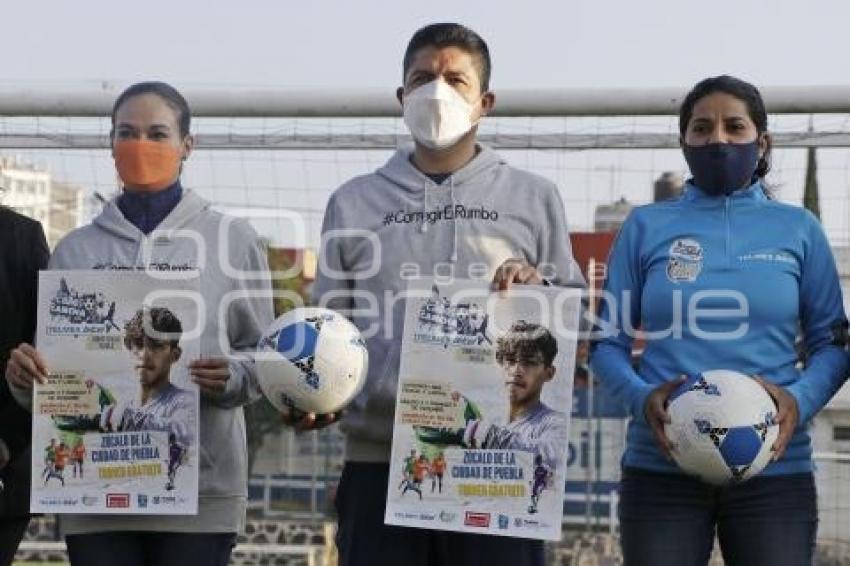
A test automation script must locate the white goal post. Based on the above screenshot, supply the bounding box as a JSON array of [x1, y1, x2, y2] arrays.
[[2, 84, 850, 117], [2, 85, 850, 151]]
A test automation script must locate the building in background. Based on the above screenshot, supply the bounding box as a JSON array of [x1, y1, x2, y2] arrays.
[[49, 181, 85, 247], [594, 196, 632, 232], [592, 172, 684, 233], [0, 155, 52, 237], [653, 171, 685, 202], [0, 156, 85, 247]]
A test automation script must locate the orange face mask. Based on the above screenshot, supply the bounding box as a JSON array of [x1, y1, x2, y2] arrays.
[[114, 140, 182, 192]]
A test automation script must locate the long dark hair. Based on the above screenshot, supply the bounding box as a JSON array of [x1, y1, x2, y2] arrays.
[[679, 75, 771, 179]]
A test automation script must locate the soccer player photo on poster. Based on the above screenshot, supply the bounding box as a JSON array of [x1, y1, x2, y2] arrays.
[[385, 278, 580, 540], [30, 271, 200, 515]]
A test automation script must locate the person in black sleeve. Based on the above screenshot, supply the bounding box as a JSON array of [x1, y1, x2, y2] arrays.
[[0, 204, 49, 566]]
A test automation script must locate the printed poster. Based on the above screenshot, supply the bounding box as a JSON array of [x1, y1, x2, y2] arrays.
[[31, 271, 200, 514], [386, 278, 580, 540]]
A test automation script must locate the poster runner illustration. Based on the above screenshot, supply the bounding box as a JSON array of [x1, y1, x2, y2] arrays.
[[386, 278, 580, 540], [31, 271, 200, 514]]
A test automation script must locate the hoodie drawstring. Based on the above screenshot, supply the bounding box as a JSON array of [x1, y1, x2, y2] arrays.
[[420, 183, 430, 234], [134, 237, 146, 267], [449, 177, 458, 263], [418, 176, 458, 263]]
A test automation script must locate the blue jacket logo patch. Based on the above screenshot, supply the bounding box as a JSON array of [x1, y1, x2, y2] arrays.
[[666, 239, 703, 283]]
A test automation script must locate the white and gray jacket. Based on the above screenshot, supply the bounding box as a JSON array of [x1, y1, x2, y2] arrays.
[[13, 189, 273, 534]]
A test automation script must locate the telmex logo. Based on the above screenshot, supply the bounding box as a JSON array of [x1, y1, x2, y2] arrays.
[[106, 493, 130, 508], [464, 511, 490, 528]]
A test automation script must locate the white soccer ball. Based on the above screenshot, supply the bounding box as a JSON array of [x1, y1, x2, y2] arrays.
[[664, 369, 778, 486], [256, 307, 368, 414]]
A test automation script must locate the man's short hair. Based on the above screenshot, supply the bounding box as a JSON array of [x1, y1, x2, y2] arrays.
[[495, 321, 557, 368], [124, 307, 182, 350], [402, 23, 491, 92]]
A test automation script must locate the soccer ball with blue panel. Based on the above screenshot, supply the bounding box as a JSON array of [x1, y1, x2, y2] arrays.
[[664, 369, 778, 485], [256, 307, 368, 414]]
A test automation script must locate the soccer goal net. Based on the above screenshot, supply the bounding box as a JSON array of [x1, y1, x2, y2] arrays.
[[3, 84, 850, 563]]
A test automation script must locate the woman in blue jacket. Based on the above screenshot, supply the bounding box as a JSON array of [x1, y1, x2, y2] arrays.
[[591, 75, 848, 566]]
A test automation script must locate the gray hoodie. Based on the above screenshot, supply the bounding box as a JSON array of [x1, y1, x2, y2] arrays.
[[12, 189, 273, 534], [312, 146, 586, 463]]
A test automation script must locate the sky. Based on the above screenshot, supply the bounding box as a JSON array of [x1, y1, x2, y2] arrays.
[[2, 0, 850, 250], [5, 0, 850, 90]]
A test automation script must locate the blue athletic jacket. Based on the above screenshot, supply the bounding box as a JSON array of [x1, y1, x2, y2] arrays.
[[590, 181, 849, 475]]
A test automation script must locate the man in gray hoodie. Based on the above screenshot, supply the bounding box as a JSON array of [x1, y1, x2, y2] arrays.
[[301, 23, 585, 566]]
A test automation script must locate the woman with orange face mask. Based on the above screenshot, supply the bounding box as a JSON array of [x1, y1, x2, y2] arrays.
[[4, 82, 274, 565]]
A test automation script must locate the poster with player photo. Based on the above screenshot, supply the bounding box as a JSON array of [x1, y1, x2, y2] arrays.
[[385, 278, 580, 540], [31, 271, 200, 515]]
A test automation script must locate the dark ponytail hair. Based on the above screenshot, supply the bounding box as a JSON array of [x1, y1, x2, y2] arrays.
[[111, 81, 191, 138], [679, 75, 771, 179]]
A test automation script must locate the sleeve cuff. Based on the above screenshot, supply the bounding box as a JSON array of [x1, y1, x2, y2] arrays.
[[630, 383, 657, 425], [222, 360, 245, 399], [210, 356, 262, 408], [785, 381, 812, 425]]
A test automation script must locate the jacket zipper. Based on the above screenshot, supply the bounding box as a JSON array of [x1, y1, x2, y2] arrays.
[[725, 196, 731, 267]]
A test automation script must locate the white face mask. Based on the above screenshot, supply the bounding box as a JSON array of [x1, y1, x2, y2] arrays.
[[402, 79, 481, 150]]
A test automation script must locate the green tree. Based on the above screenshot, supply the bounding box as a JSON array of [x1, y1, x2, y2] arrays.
[[803, 146, 820, 220]]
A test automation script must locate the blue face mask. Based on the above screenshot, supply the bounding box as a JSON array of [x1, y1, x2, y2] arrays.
[[683, 141, 760, 196]]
